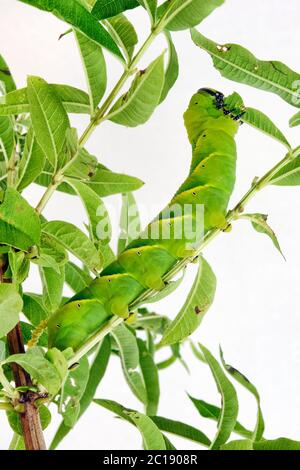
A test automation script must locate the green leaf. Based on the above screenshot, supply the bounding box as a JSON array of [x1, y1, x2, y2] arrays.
[[108, 54, 165, 127], [0, 187, 41, 251], [159, 32, 179, 103], [242, 108, 291, 150], [5, 347, 61, 396], [50, 336, 111, 449], [8, 250, 30, 284], [199, 344, 238, 450], [42, 220, 102, 272], [65, 147, 98, 180], [40, 265, 65, 313], [253, 438, 300, 450], [128, 411, 166, 450], [191, 29, 300, 108], [46, 347, 68, 382], [221, 439, 253, 450], [0, 284, 23, 337], [75, 31, 107, 113], [19, 0, 123, 60], [188, 396, 252, 439], [65, 178, 111, 244], [0, 116, 14, 160], [39, 232, 69, 268], [137, 339, 159, 415], [220, 348, 264, 441], [118, 192, 141, 254], [27, 76, 70, 169], [60, 356, 89, 428], [289, 111, 300, 127], [0, 84, 91, 116], [22, 293, 49, 326], [92, 0, 139, 19], [0, 55, 16, 93], [17, 127, 46, 191], [151, 416, 211, 447], [138, 0, 157, 23], [270, 154, 300, 186], [94, 398, 166, 450], [7, 404, 51, 436], [160, 257, 216, 346], [112, 324, 147, 404], [159, 0, 224, 31], [104, 14, 138, 62], [65, 261, 92, 293], [85, 167, 144, 196], [241, 213, 284, 259]]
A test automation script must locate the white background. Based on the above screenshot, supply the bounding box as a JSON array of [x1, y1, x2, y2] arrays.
[[0, 0, 300, 450]]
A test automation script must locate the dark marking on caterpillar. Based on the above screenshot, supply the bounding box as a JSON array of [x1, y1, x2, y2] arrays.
[[194, 306, 201, 314]]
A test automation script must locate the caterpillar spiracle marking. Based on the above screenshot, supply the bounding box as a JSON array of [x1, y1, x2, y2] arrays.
[[48, 89, 245, 351]]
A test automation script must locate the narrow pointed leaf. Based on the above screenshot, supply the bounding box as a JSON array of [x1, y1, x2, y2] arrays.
[[85, 168, 144, 196], [108, 54, 165, 127], [65, 178, 111, 244], [151, 416, 211, 447], [40, 265, 64, 313], [27, 76, 70, 169], [160, 257, 216, 346], [221, 439, 253, 450], [188, 396, 252, 439], [138, 0, 157, 23], [75, 31, 107, 113], [42, 221, 102, 271], [112, 324, 147, 404], [191, 29, 300, 108], [270, 154, 300, 186], [158, 0, 224, 31], [159, 32, 179, 103], [220, 348, 265, 441], [241, 213, 284, 259], [17, 127, 46, 191], [289, 111, 300, 127], [199, 344, 238, 450], [243, 108, 290, 149], [0, 188, 41, 250], [0, 84, 91, 116], [94, 398, 166, 450], [104, 14, 138, 61], [0, 116, 14, 160], [92, 0, 139, 19], [253, 438, 300, 450], [137, 339, 159, 415]]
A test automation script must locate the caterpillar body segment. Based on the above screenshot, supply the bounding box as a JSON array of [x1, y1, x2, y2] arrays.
[[48, 89, 244, 351]]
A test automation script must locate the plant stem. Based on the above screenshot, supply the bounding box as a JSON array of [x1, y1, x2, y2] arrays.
[[69, 147, 297, 363], [7, 322, 46, 450], [35, 15, 162, 212], [0, 256, 46, 449]]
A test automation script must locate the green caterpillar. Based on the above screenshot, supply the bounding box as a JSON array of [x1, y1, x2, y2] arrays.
[[48, 89, 244, 351]]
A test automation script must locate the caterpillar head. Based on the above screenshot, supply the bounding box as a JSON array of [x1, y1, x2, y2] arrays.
[[184, 88, 245, 146]]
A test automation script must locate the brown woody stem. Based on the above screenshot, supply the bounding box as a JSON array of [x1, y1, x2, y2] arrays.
[[1, 257, 46, 450]]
